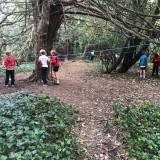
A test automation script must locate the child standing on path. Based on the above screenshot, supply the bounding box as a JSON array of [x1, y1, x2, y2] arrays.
[[38, 49, 50, 86], [151, 53, 160, 77], [3, 51, 20, 87], [98, 51, 103, 65], [90, 50, 95, 61], [50, 50, 60, 84], [139, 51, 148, 79]]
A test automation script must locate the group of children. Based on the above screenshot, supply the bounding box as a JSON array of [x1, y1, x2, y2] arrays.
[[98, 50, 160, 79], [2, 48, 160, 87], [2, 49, 60, 87], [139, 51, 160, 79], [38, 49, 60, 86]]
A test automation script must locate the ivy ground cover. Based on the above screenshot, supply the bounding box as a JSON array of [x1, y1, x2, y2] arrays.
[[0, 91, 80, 160], [106, 103, 160, 160]]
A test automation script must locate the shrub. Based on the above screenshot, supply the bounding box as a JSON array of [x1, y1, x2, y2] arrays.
[[105, 103, 160, 160], [15, 62, 35, 73], [0, 91, 80, 160]]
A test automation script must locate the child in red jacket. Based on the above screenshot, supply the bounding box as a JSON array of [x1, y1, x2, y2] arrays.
[[3, 52, 20, 87], [152, 53, 160, 77], [50, 50, 60, 84]]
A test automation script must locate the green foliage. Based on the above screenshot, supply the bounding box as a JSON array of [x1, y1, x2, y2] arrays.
[[106, 103, 160, 160], [0, 68, 4, 76], [59, 16, 125, 53], [0, 91, 81, 160], [15, 62, 35, 73]]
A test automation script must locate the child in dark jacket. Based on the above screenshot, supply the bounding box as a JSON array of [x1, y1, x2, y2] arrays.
[[50, 50, 60, 84], [152, 53, 160, 77]]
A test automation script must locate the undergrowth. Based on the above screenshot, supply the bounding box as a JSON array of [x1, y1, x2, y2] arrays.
[[15, 62, 35, 73], [105, 103, 160, 160], [0, 90, 83, 160]]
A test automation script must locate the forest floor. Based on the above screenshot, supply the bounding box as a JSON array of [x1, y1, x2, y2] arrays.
[[0, 60, 160, 160]]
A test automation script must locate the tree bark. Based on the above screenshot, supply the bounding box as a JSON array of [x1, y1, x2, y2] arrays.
[[117, 37, 142, 73], [28, 0, 63, 82], [102, 37, 150, 73]]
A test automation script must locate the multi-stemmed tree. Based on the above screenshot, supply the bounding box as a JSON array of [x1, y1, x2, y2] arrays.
[[1, 0, 160, 79]]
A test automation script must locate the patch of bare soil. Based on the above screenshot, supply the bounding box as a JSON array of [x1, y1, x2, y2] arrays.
[[0, 61, 160, 160]]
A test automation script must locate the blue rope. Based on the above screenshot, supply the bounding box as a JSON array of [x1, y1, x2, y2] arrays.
[[59, 43, 151, 57]]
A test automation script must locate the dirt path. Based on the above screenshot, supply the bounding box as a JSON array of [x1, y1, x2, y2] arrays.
[[1, 61, 160, 159]]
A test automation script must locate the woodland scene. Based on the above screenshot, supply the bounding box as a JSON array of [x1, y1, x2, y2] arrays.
[[0, 0, 160, 160]]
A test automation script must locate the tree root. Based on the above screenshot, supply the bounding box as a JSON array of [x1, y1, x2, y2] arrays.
[[24, 72, 56, 83], [24, 73, 38, 82], [47, 75, 56, 82]]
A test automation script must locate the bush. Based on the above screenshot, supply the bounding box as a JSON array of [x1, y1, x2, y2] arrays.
[[106, 103, 160, 160], [15, 62, 35, 73], [0, 91, 81, 160]]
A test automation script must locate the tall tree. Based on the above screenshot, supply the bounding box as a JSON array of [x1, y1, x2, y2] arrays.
[[31, 0, 63, 52], [67, 0, 160, 73]]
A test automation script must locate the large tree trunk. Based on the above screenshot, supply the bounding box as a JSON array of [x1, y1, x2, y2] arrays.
[[28, 0, 63, 82], [117, 37, 142, 73], [102, 37, 150, 74], [46, 3, 63, 53], [105, 1, 160, 74], [117, 37, 150, 73]]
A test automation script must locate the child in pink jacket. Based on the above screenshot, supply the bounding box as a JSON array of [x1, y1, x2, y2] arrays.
[[3, 52, 20, 87]]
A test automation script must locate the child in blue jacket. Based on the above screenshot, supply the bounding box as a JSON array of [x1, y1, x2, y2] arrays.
[[139, 51, 148, 78]]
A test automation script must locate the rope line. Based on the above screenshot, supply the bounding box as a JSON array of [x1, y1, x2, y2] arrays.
[[58, 42, 152, 57], [2, 42, 152, 68]]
